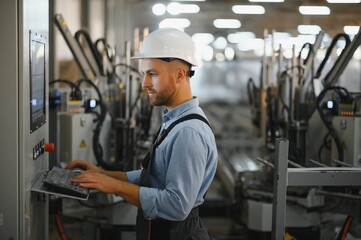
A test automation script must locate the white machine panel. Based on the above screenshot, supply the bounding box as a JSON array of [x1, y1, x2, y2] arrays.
[[59, 112, 95, 164], [0, 0, 49, 239], [332, 116, 361, 167]]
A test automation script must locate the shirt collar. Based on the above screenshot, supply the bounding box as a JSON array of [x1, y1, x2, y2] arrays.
[[163, 97, 199, 123]]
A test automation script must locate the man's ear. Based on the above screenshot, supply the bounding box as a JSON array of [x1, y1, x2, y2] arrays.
[[176, 67, 187, 83]]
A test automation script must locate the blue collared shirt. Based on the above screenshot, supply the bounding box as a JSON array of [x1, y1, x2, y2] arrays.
[[126, 97, 218, 221]]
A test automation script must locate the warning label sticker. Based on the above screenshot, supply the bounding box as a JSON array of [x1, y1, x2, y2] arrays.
[[80, 140, 87, 148]]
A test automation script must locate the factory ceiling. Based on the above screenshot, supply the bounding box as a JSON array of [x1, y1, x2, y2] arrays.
[[130, 0, 361, 39]]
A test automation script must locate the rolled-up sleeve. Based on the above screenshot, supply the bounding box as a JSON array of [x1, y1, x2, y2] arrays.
[[126, 169, 142, 184]]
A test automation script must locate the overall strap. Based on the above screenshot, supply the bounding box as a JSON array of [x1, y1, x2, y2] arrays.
[[153, 114, 211, 149]]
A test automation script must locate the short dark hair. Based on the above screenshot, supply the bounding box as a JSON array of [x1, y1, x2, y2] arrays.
[[159, 58, 194, 77]]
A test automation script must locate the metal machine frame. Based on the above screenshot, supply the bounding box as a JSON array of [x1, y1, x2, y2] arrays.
[[272, 138, 361, 240]]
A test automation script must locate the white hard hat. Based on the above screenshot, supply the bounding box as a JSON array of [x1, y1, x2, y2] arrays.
[[131, 28, 198, 66]]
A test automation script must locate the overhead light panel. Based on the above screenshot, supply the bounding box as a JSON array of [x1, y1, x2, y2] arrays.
[[167, 3, 200, 15], [297, 25, 322, 34], [152, 4, 166, 16], [225, 47, 235, 61], [299, 6, 330, 15], [249, 0, 283, 2], [213, 37, 228, 49], [192, 33, 215, 46], [327, 0, 360, 3], [202, 45, 214, 62], [227, 32, 256, 43], [213, 19, 241, 29], [159, 18, 190, 29], [344, 26, 360, 35], [237, 38, 264, 51], [232, 5, 265, 14]]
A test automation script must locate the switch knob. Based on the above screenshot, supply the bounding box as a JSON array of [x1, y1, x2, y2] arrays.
[[44, 143, 55, 152]]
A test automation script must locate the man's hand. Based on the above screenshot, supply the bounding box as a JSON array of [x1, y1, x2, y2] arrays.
[[66, 160, 103, 174], [71, 171, 120, 194]]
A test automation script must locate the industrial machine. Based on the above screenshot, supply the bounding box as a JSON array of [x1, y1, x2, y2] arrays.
[[0, 0, 51, 239], [46, 14, 154, 238], [214, 27, 361, 239]]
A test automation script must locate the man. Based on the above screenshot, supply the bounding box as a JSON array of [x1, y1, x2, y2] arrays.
[[67, 28, 218, 239]]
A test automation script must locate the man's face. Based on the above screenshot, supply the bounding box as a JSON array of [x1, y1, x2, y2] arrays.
[[140, 58, 177, 107]]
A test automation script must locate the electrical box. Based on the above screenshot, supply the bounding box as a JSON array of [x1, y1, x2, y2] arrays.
[[59, 112, 96, 165], [332, 116, 361, 167]]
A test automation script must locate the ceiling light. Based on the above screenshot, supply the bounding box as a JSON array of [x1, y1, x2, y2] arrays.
[[213, 19, 241, 29], [299, 6, 330, 15], [327, 0, 360, 3], [215, 52, 226, 62], [202, 45, 214, 62], [297, 25, 322, 34], [225, 47, 235, 60], [249, 0, 283, 2], [237, 38, 264, 51], [167, 3, 200, 15], [152, 4, 166, 16], [171, 0, 205, 1], [192, 33, 214, 45], [344, 26, 360, 35], [353, 48, 361, 60], [159, 18, 190, 29], [213, 37, 228, 49], [232, 5, 265, 14], [227, 32, 256, 43]]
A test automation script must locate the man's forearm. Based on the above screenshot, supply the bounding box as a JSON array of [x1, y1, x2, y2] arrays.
[[101, 170, 128, 182]]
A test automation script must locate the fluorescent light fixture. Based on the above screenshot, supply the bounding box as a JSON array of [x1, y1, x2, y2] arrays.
[[152, 4, 166, 16], [299, 6, 330, 15], [167, 3, 200, 15], [327, 0, 360, 3], [225, 47, 235, 60], [237, 38, 264, 51], [159, 18, 190, 29], [227, 32, 256, 43], [171, 0, 205, 1], [344, 26, 360, 35], [213, 19, 241, 29], [213, 37, 228, 49], [192, 33, 214, 45], [202, 45, 214, 61], [232, 5, 265, 14], [249, 0, 283, 2], [297, 25, 322, 34], [353, 48, 361, 60], [215, 53, 226, 62], [273, 32, 291, 40]]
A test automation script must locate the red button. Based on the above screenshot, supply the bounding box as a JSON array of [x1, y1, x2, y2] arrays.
[[44, 143, 55, 152]]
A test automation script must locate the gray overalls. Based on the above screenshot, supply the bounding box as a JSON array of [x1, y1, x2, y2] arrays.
[[136, 114, 212, 240]]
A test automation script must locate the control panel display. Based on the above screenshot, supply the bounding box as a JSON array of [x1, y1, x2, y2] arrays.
[[30, 32, 46, 133]]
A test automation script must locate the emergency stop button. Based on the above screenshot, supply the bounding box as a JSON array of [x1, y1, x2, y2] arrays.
[[44, 143, 55, 152]]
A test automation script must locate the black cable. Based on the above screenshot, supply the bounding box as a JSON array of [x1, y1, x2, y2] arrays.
[[247, 77, 259, 105], [74, 29, 104, 75], [315, 33, 351, 80], [76, 78, 123, 170], [315, 86, 352, 162], [49, 79, 82, 100], [299, 42, 314, 66], [95, 38, 114, 62], [317, 132, 331, 163]]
